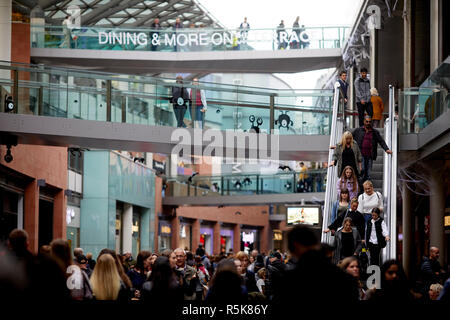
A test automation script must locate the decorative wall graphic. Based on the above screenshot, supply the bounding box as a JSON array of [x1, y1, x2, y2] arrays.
[[248, 115, 263, 133], [275, 112, 293, 130]]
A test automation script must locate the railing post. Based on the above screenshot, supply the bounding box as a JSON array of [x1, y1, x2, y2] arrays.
[[226, 179, 230, 195], [13, 69, 19, 114], [269, 94, 275, 133], [292, 172, 296, 193], [221, 176, 224, 196], [256, 175, 259, 194], [38, 86, 43, 115], [121, 95, 126, 123], [106, 79, 112, 121]]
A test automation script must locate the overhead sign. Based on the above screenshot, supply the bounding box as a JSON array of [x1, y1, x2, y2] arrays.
[[98, 30, 311, 47]]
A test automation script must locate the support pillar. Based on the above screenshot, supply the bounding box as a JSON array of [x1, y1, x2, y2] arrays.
[[260, 225, 269, 255], [192, 219, 200, 252], [171, 215, 180, 250], [122, 203, 133, 254], [213, 222, 221, 255], [369, 28, 377, 88], [430, 0, 442, 72], [348, 66, 355, 128], [233, 224, 241, 253], [53, 190, 66, 240], [402, 182, 414, 278], [0, 0, 11, 81], [429, 160, 445, 266], [403, 0, 412, 87], [24, 180, 39, 253]]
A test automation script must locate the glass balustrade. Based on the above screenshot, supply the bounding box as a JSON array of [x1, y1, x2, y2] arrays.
[[30, 24, 349, 52], [164, 169, 327, 197], [0, 61, 333, 135]]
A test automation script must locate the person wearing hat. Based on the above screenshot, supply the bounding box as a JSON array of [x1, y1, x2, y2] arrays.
[[370, 87, 384, 128], [264, 251, 286, 300]]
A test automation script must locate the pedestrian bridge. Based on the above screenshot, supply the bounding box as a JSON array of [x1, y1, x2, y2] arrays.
[[30, 25, 349, 73], [0, 61, 333, 160]]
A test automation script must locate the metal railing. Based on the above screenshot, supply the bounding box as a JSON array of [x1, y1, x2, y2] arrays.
[[382, 85, 398, 261], [30, 24, 349, 52], [0, 61, 334, 135], [321, 81, 344, 244], [164, 169, 327, 197]]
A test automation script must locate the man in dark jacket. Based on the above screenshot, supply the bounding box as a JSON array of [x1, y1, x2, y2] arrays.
[[353, 116, 392, 183], [354, 67, 372, 127], [420, 247, 446, 292], [337, 70, 349, 105], [265, 251, 286, 300], [275, 225, 359, 309], [325, 198, 365, 239]]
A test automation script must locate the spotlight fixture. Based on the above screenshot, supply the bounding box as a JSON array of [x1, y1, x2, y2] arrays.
[[278, 165, 292, 171], [235, 211, 242, 215], [4, 146, 13, 163], [243, 177, 252, 186], [234, 180, 242, 190], [4, 95, 14, 113], [284, 182, 292, 190]]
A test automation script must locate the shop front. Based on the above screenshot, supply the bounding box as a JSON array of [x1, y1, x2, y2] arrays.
[[158, 221, 172, 252], [220, 226, 234, 253], [179, 220, 192, 251], [200, 225, 214, 255], [241, 227, 259, 254]]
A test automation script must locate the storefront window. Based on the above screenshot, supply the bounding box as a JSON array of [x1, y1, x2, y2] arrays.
[[115, 209, 122, 254], [241, 229, 259, 254], [0, 188, 20, 243], [179, 224, 192, 251], [132, 212, 141, 257], [158, 222, 172, 252]]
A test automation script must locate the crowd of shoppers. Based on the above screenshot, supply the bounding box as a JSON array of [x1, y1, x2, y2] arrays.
[[1, 226, 449, 303]]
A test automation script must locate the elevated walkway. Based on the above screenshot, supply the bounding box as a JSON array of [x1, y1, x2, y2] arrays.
[[31, 47, 342, 74], [0, 62, 334, 160], [30, 25, 348, 73]]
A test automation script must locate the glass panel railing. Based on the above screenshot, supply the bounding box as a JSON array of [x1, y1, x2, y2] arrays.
[[30, 24, 349, 52], [165, 169, 327, 197], [399, 87, 448, 134], [0, 61, 333, 135]]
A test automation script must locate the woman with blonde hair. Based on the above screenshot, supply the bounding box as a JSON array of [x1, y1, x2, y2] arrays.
[[338, 256, 367, 300], [90, 253, 128, 301], [330, 131, 362, 178], [370, 87, 384, 128]]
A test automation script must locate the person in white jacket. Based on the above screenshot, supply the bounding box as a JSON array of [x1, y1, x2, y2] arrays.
[[357, 180, 383, 222], [187, 78, 207, 129]]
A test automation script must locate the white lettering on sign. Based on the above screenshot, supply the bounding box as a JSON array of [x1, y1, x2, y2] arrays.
[[96, 30, 313, 47]]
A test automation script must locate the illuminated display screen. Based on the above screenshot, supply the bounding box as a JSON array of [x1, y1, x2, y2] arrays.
[[287, 206, 320, 226]]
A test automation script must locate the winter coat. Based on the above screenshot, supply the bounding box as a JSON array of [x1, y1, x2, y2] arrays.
[[333, 227, 362, 265], [354, 76, 371, 103], [332, 142, 362, 177], [352, 127, 389, 160]]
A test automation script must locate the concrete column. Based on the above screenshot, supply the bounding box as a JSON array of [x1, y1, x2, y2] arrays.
[[369, 28, 377, 88], [233, 224, 241, 253], [53, 190, 66, 240], [24, 180, 39, 253], [0, 0, 11, 81], [402, 182, 414, 278], [348, 66, 355, 128], [430, 0, 442, 72], [191, 219, 200, 252], [260, 225, 269, 255], [122, 203, 133, 254], [171, 215, 180, 250], [429, 160, 445, 266], [403, 0, 412, 87], [213, 222, 221, 255], [30, 6, 45, 48]]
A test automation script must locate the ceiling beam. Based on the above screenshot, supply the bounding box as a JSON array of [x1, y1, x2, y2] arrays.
[[130, 0, 184, 27]]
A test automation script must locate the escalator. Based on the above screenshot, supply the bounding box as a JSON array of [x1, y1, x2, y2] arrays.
[[321, 84, 398, 263]]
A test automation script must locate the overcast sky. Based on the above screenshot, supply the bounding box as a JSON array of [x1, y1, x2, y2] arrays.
[[199, 0, 363, 88]]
